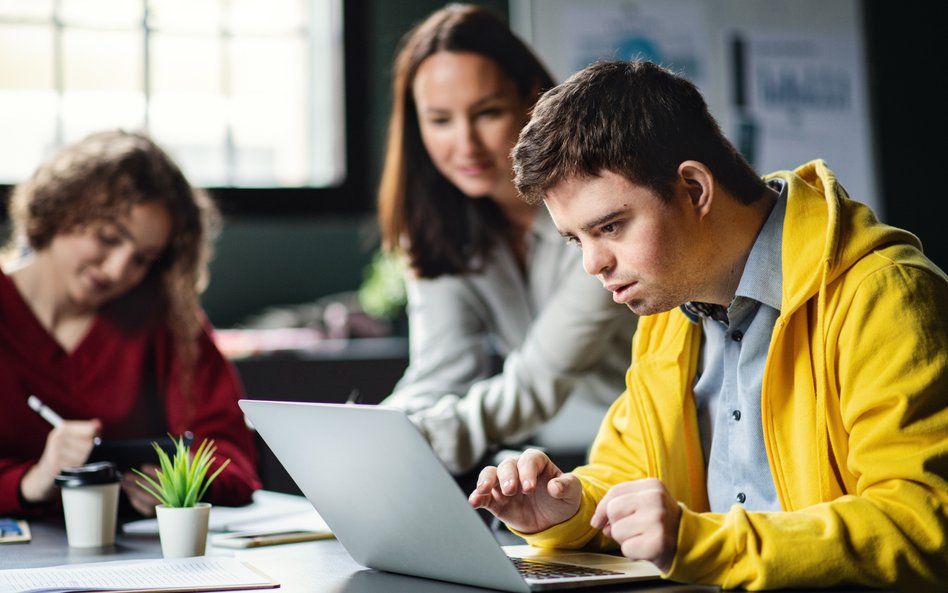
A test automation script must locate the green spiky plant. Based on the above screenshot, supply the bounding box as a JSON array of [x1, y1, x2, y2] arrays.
[[133, 435, 230, 508]]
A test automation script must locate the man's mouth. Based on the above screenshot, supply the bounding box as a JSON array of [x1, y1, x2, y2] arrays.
[[605, 282, 635, 304]]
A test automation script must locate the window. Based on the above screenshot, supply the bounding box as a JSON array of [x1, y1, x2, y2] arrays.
[[0, 0, 362, 214]]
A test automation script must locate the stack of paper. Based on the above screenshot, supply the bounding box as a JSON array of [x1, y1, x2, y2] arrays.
[[123, 490, 329, 535], [0, 556, 278, 593]]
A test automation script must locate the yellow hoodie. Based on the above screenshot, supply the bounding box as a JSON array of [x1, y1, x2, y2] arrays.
[[521, 161, 948, 590]]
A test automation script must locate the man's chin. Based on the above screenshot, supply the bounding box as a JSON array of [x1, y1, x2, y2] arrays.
[[626, 300, 678, 317]]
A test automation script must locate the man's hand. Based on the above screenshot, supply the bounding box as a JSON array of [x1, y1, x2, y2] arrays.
[[20, 419, 102, 503], [122, 463, 161, 516], [590, 478, 681, 573], [468, 448, 582, 534]]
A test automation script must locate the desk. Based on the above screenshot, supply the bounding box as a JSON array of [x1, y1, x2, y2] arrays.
[[1, 518, 709, 593], [1, 518, 894, 593]]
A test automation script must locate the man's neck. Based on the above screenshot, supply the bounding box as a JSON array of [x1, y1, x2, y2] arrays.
[[705, 186, 779, 307]]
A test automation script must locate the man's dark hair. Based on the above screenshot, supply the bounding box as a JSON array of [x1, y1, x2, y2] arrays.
[[514, 60, 766, 205]]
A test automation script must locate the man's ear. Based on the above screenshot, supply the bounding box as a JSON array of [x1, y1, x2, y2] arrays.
[[678, 160, 714, 217]]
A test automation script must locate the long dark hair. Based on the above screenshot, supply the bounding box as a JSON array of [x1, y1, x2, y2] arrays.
[[377, 3, 555, 278]]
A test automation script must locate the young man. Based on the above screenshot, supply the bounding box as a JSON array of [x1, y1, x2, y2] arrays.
[[469, 60, 948, 590]]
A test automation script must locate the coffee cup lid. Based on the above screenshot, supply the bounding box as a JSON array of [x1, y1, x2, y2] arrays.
[[54, 461, 120, 488]]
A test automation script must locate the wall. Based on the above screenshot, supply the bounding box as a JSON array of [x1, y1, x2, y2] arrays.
[[200, 0, 511, 328], [201, 215, 379, 327]]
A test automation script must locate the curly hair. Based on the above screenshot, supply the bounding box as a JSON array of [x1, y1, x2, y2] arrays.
[[2, 130, 220, 393], [377, 3, 555, 278]]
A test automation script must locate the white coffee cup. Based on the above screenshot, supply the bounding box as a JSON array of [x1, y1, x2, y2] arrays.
[[55, 462, 121, 548]]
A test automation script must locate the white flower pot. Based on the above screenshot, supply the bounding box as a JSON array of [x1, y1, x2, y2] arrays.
[[155, 502, 211, 558]]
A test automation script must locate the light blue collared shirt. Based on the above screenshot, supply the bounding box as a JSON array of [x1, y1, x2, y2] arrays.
[[683, 179, 786, 513]]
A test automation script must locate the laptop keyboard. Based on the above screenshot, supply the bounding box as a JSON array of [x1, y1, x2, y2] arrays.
[[511, 557, 624, 580]]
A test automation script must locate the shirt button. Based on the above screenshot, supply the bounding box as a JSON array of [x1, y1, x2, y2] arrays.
[[731, 409, 742, 421], [736, 492, 747, 504], [731, 330, 744, 342]]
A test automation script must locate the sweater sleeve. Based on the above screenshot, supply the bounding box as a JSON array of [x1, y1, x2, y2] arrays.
[[161, 314, 261, 506]]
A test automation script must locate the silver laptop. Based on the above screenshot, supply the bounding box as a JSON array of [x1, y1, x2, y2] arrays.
[[239, 400, 662, 592]]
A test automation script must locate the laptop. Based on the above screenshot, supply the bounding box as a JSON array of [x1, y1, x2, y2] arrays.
[[239, 400, 662, 592]]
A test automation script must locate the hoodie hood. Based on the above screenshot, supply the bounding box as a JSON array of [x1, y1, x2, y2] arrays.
[[766, 159, 921, 315]]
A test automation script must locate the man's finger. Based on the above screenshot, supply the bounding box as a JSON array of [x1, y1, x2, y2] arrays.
[[495, 456, 522, 496], [517, 448, 555, 493]]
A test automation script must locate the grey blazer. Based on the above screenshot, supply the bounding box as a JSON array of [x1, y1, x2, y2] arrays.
[[383, 208, 637, 473]]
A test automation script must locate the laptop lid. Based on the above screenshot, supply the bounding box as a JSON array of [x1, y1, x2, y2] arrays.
[[239, 400, 661, 592]]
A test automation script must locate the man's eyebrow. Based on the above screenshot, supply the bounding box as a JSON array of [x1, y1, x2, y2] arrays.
[[578, 208, 627, 234]]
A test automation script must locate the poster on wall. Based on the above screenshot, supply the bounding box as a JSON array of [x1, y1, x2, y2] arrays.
[[735, 31, 875, 207], [552, 0, 711, 91]]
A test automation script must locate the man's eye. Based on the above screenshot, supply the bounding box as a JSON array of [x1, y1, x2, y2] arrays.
[[565, 236, 582, 249], [600, 221, 623, 235]]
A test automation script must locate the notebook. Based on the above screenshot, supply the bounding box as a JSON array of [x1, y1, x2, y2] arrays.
[[239, 400, 662, 592]]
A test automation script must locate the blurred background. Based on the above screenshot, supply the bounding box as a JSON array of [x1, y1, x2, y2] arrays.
[[0, 0, 943, 358]]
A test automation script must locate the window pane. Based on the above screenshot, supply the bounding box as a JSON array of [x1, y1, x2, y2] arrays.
[[0, 23, 56, 183], [0, 0, 53, 19], [0, 92, 57, 183], [229, 36, 308, 186], [310, 0, 345, 185], [63, 29, 143, 91], [150, 94, 228, 186], [151, 33, 221, 95], [148, 0, 222, 33], [227, 0, 305, 34], [61, 91, 146, 143], [0, 24, 54, 89], [60, 0, 142, 27]]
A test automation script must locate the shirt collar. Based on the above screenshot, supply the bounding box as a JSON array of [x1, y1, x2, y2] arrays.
[[680, 179, 787, 323], [734, 179, 786, 311]]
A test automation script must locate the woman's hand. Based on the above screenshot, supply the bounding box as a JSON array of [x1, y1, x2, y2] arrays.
[[19, 419, 101, 504], [122, 463, 161, 516]]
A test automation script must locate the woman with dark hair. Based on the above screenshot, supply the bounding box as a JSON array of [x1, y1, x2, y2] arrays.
[[0, 130, 260, 517], [378, 4, 637, 474]]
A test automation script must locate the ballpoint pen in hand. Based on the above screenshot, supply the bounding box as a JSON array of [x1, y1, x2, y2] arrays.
[[27, 395, 102, 446]]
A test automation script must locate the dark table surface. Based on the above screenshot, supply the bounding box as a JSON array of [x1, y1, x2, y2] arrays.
[[2, 517, 896, 593], [1, 516, 717, 593]]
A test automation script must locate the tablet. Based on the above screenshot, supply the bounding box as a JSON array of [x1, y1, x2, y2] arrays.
[[87, 435, 189, 471]]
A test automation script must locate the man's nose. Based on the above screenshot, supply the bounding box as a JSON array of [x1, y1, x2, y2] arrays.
[[582, 242, 613, 277]]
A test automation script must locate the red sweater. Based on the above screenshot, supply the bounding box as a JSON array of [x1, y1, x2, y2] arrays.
[[0, 269, 260, 515]]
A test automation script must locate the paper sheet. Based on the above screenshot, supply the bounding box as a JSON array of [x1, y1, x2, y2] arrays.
[[123, 490, 328, 535], [0, 557, 277, 593]]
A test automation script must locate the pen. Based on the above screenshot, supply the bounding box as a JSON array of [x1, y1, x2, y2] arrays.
[[27, 395, 102, 446], [345, 389, 362, 405]]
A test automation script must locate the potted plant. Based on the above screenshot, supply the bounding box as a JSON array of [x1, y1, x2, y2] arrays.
[[133, 435, 230, 558]]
